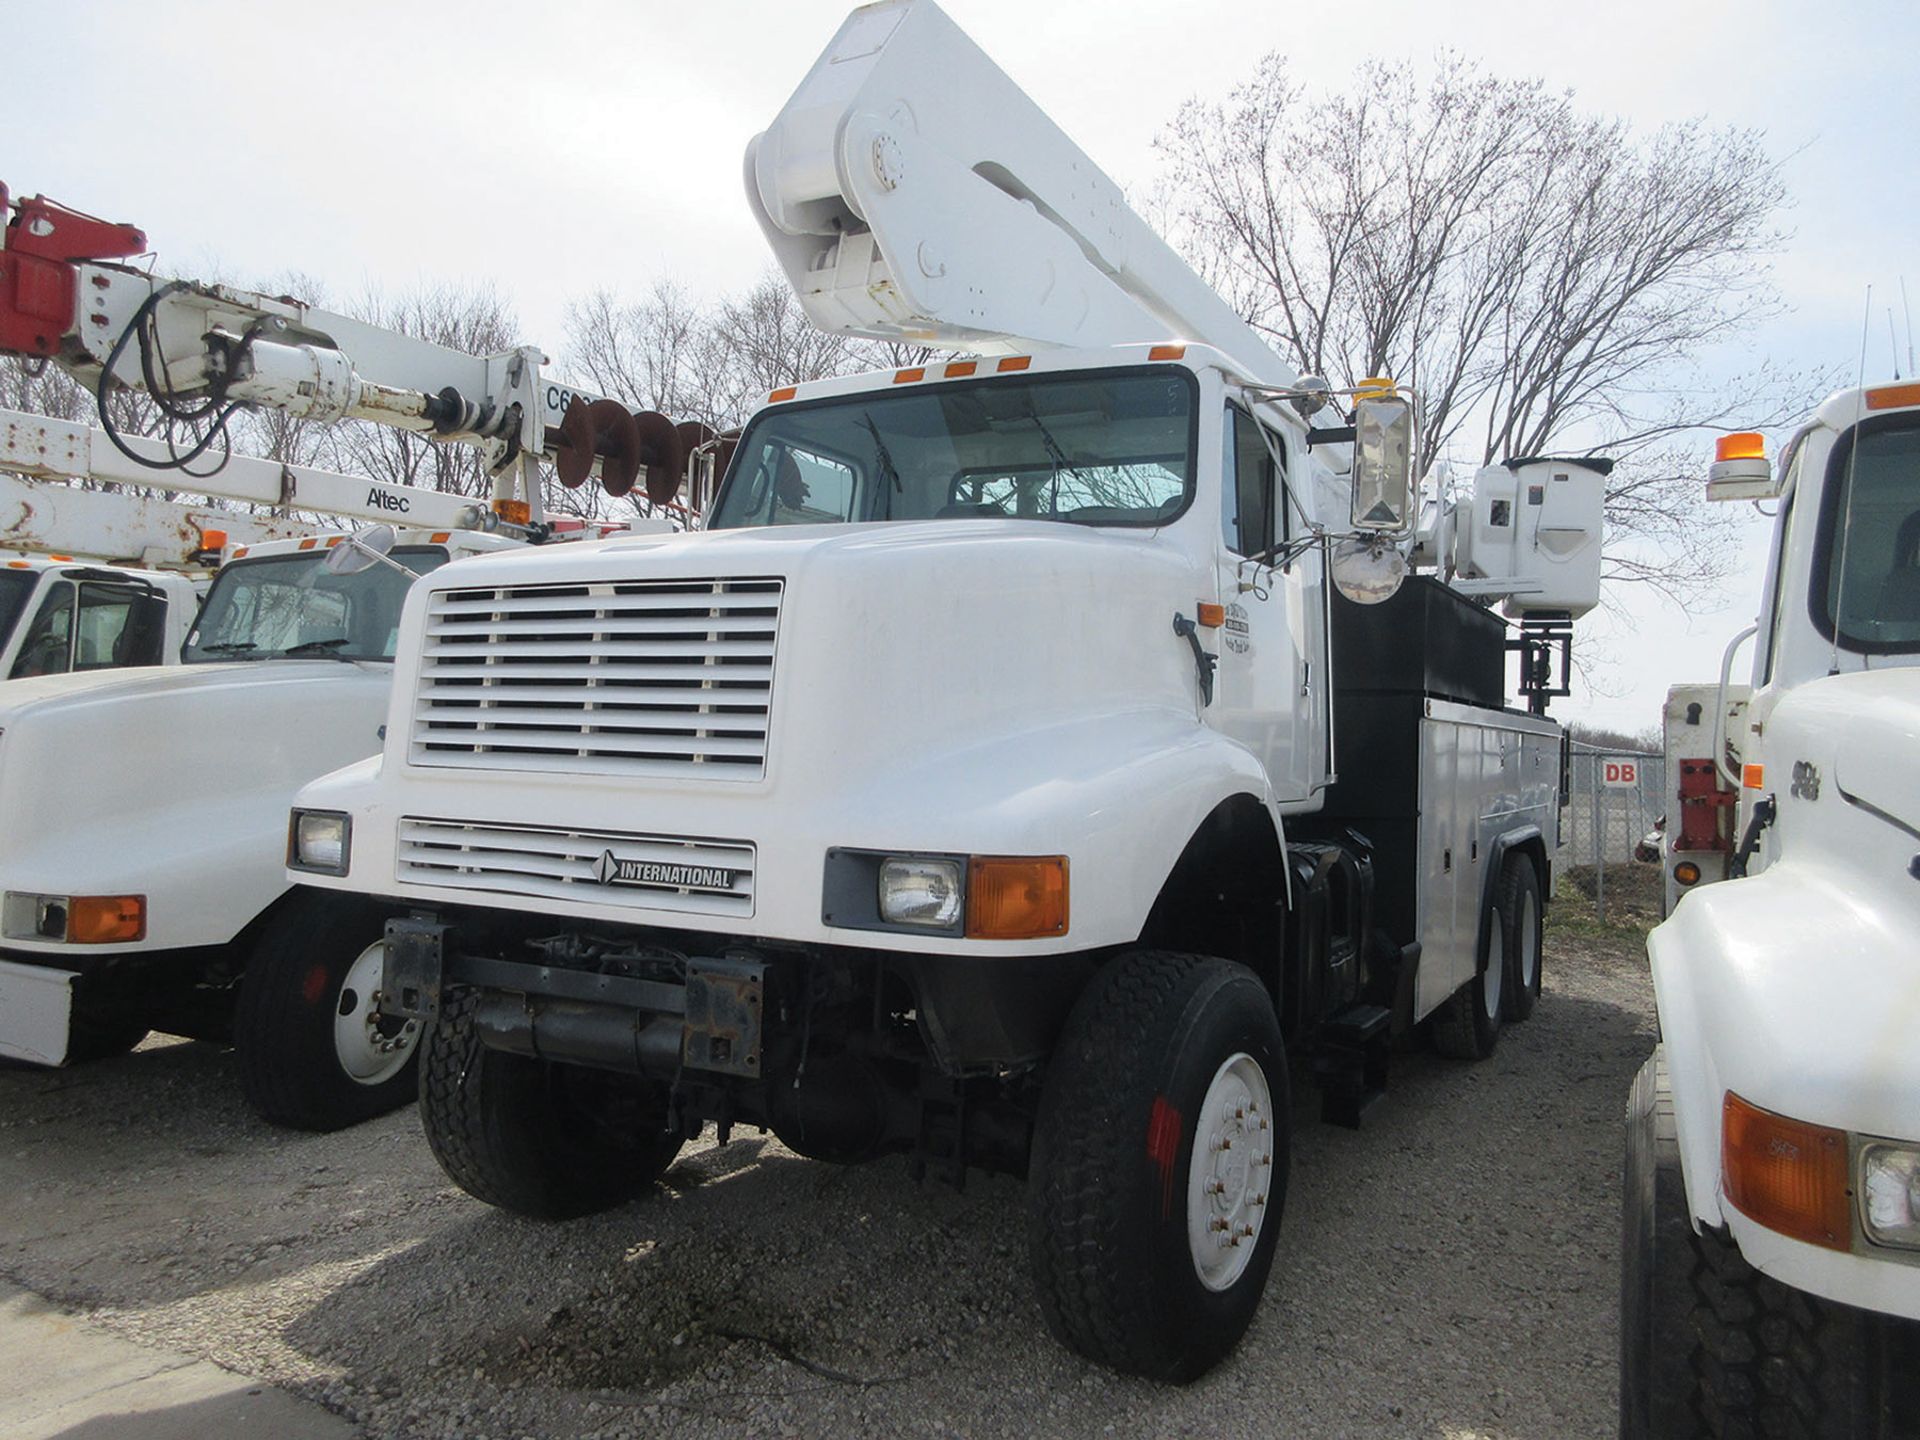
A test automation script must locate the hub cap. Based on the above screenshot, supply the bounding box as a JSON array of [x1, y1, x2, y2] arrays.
[[333, 942, 418, 1085], [1484, 921, 1505, 1020], [1186, 1051, 1276, 1292], [1517, 890, 1539, 991]]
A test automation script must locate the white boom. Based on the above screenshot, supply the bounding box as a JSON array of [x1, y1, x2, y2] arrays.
[[0, 406, 492, 566], [746, 0, 1293, 385]]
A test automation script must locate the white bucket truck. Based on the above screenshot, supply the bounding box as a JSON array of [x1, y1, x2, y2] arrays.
[[288, 0, 1606, 1378], [1621, 390, 1920, 1434], [0, 184, 703, 1127]]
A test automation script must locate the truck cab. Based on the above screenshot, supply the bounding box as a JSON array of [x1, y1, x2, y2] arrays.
[[1621, 383, 1920, 1435], [0, 555, 199, 679]]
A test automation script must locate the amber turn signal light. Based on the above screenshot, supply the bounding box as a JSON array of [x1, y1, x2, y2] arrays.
[[68, 895, 146, 944], [966, 857, 1068, 939], [1722, 1091, 1851, 1250]]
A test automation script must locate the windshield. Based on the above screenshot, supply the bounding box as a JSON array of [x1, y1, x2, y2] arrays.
[[709, 367, 1197, 530], [0, 570, 33, 652], [183, 546, 448, 664], [1811, 414, 1920, 655]]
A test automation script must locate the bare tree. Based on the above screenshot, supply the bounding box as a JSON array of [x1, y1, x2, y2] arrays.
[[1158, 54, 1825, 598]]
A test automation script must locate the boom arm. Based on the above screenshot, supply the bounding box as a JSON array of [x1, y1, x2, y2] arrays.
[[746, 0, 1294, 385], [0, 185, 702, 526]]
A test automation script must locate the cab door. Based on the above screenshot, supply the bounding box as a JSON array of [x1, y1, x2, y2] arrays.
[[1212, 404, 1323, 806]]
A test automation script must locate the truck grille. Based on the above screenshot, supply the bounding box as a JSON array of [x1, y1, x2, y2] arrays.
[[409, 577, 781, 779], [396, 817, 756, 918]]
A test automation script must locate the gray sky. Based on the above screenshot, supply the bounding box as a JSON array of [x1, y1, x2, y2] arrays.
[[13, 0, 1917, 734]]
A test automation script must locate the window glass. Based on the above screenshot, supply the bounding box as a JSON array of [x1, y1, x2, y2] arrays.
[[184, 547, 448, 663], [72, 582, 166, 670], [0, 571, 34, 653], [711, 368, 1196, 530], [1809, 415, 1920, 655], [1226, 405, 1287, 558], [10, 581, 73, 678]]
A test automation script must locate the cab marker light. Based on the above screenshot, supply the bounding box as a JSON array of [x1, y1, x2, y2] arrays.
[[996, 356, 1031, 372], [1149, 344, 1187, 361], [1742, 764, 1765, 790], [1866, 382, 1920, 411]]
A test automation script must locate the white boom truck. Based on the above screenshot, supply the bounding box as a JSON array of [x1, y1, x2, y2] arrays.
[[290, 0, 1603, 1378], [0, 184, 708, 1128], [1621, 388, 1920, 1434]]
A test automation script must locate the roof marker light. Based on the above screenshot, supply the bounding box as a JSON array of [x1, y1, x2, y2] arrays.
[[768, 386, 797, 403], [1149, 344, 1187, 361], [1867, 382, 1920, 411], [997, 356, 1031, 372], [943, 361, 977, 378], [893, 367, 925, 384]]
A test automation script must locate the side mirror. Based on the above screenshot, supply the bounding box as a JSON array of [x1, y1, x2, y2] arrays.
[[324, 524, 420, 580], [1351, 393, 1415, 533]]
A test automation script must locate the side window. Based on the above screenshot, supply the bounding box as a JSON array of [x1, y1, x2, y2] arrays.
[[10, 581, 74, 678], [1226, 406, 1288, 558], [73, 583, 164, 670]]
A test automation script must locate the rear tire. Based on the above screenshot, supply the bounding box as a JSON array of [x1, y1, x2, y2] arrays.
[[419, 989, 684, 1220], [1432, 878, 1505, 1060], [1027, 949, 1288, 1382], [236, 890, 418, 1131], [1500, 855, 1544, 1022]]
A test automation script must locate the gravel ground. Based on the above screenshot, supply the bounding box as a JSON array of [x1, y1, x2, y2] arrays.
[[0, 900, 1656, 1439]]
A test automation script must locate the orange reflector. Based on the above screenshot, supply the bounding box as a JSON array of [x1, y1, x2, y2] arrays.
[[231, 547, 248, 559], [943, 361, 978, 378], [1722, 1091, 1850, 1250], [1715, 432, 1767, 462], [1742, 763, 1765, 790], [966, 856, 1069, 940], [1673, 861, 1702, 887], [325, 535, 344, 547], [68, 895, 146, 944], [1866, 382, 1920, 411], [768, 386, 797, 403], [1196, 602, 1226, 628], [1148, 344, 1187, 361], [5, 560, 26, 569], [893, 367, 925, 384], [493, 499, 531, 526], [200, 528, 227, 551], [49, 554, 71, 562], [429, 531, 450, 544], [997, 356, 1031, 372], [297, 538, 318, 551]]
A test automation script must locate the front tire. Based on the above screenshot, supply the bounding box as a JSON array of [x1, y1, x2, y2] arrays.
[[1027, 949, 1289, 1382], [236, 890, 419, 1131], [1621, 1048, 1905, 1437], [419, 989, 684, 1220]]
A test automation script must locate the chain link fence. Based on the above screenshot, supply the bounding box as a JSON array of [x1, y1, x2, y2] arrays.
[[1559, 745, 1666, 923]]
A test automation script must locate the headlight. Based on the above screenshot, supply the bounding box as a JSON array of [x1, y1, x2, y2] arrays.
[[289, 810, 352, 875], [1861, 1143, 1920, 1250], [1, 891, 144, 943], [878, 858, 963, 928]]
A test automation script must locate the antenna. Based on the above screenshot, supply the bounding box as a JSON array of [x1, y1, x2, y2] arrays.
[[1903, 276, 1915, 377], [1890, 308, 1902, 380], [1829, 286, 1872, 676]]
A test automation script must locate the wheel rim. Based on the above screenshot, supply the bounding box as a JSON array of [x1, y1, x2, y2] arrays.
[[1518, 890, 1540, 992], [1483, 921, 1505, 1021], [1186, 1051, 1277, 1293], [332, 942, 418, 1085]]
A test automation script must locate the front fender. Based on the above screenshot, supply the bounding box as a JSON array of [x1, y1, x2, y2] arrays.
[[1649, 858, 1920, 1319]]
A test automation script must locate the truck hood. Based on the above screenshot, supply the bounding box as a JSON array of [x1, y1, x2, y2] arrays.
[[387, 518, 1206, 798], [1773, 669, 1920, 837], [0, 660, 395, 936]]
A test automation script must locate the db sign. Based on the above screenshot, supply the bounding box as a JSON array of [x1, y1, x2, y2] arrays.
[[1603, 758, 1639, 788]]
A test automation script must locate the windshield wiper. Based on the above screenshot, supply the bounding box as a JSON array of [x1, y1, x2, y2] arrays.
[[280, 637, 354, 657], [860, 412, 903, 520], [200, 642, 257, 654], [1025, 405, 1083, 516]]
